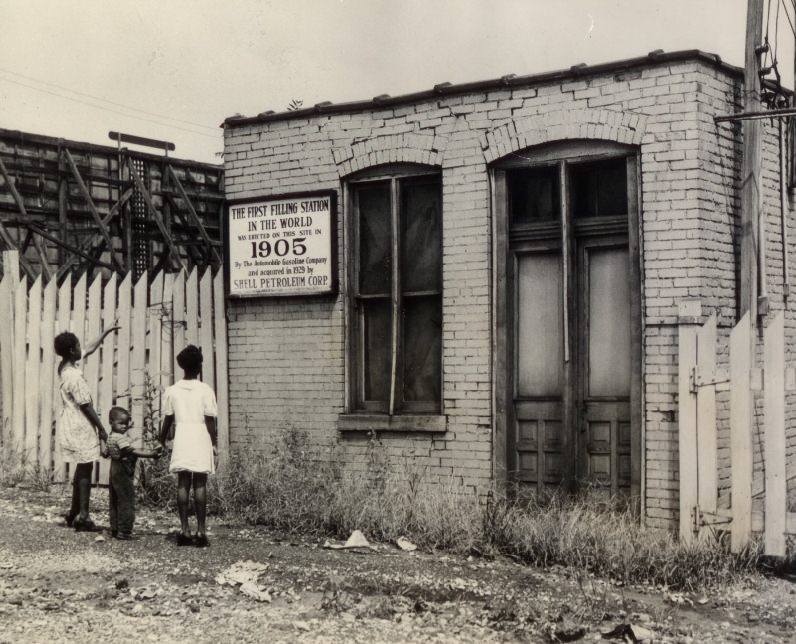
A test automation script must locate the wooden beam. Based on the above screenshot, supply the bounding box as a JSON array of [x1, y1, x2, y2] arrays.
[[164, 193, 205, 263], [127, 158, 187, 272], [62, 148, 124, 272], [166, 165, 222, 264], [18, 222, 115, 271], [56, 187, 132, 279], [0, 156, 53, 280]]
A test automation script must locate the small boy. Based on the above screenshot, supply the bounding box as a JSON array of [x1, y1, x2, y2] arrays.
[[107, 406, 162, 540]]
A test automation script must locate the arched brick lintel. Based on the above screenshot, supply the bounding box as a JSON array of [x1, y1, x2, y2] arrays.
[[480, 109, 648, 164], [333, 132, 448, 177]]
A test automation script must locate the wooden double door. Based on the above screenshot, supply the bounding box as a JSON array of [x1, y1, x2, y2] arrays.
[[496, 143, 641, 500]]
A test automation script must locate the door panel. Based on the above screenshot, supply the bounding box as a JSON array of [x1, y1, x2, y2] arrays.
[[516, 253, 563, 396], [587, 247, 631, 397], [579, 243, 632, 498], [511, 253, 565, 494]]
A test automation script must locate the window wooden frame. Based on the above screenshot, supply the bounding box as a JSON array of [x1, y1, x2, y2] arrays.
[[343, 164, 443, 418]]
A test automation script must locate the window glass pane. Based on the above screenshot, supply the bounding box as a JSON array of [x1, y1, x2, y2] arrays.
[[570, 157, 628, 218], [402, 295, 441, 405], [588, 247, 631, 397], [362, 299, 391, 404], [357, 183, 391, 295], [516, 253, 563, 397], [401, 178, 441, 293], [507, 166, 560, 224]]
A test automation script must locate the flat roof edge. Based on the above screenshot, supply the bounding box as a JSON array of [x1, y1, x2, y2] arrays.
[[224, 49, 737, 128]]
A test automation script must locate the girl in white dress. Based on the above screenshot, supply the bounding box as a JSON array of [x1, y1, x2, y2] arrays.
[[55, 327, 117, 531], [159, 345, 218, 547]]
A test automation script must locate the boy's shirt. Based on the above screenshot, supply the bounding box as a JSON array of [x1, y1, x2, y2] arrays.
[[107, 432, 137, 477]]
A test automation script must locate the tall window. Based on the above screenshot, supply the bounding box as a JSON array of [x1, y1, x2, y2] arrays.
[[350, 168, 442, 414]]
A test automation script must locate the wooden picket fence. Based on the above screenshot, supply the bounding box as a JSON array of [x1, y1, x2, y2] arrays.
[[679, 301, 793, 556], [0, 250, 229, 485]]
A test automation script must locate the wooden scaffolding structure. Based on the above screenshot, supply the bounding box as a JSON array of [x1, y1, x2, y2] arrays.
[[0, 127, 223, 282]]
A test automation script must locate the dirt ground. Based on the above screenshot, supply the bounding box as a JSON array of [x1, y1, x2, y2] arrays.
[[0, 486, 795, 643]]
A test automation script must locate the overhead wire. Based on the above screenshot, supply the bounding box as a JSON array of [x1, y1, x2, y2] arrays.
[[0, 67, 219, 132], [0, 75, 220, 140]]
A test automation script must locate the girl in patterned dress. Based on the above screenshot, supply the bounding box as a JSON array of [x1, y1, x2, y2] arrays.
[[55, 327, 117, 531]]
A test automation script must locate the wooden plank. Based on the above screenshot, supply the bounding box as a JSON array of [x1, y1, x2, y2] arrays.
[[199, 268, 214, 386], [763, 311, 786, 556], [2, 250, 20, 284], [0, 157, 52, 279], [172, 270, 186, 380], [696, 314, 718, 519], [116, 273, 132, 411], [130, 271, 148, 448], [213, 270, 229, 470], [84, 276, 102, 408], [186, 267, 199, 346], [97, 273, 116, 486], [0, 276, 13, 449], [39, 278, 56, 478], [24, 277, 42, 464], [160, 273, 174, 393], [677, 306, 699, 543], [52, 275, 72, 483], [72, 273, 87, 344], [730, 312, 753, 552], [147, 271, 164, 444], [12, 277, 27, 456]]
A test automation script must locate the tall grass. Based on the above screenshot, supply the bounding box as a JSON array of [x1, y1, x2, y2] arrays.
[[192, 428, 763, 591]]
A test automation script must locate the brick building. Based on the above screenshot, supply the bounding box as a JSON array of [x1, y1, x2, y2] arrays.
[[222, 50, 795, 531]]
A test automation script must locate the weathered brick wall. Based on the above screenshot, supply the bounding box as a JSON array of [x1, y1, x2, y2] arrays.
[[224, 56, 764, 528]]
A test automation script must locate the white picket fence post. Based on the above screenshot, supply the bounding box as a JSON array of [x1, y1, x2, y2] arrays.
[[678, 303, 791, 556]]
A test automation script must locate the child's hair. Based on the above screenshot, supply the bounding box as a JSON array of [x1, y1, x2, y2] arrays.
[[177, 344, 203, 373], [54, 331, 79, 359], [109, 406, 130, 423]]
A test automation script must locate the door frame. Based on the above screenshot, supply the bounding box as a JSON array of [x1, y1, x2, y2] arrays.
[[492, 141, 643, 506]]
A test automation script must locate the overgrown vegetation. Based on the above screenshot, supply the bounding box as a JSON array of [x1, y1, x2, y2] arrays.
[[0, 442, 52, 491], [203, 428, 764, 591]]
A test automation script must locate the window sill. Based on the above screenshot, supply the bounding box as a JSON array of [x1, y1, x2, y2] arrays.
[[336, 413, 447, 433]]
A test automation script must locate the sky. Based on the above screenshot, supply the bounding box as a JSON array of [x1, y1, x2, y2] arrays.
[[0, 0, 793, 165]]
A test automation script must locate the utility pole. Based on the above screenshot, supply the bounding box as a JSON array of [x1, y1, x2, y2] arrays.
[[740, 0, 765, 322]]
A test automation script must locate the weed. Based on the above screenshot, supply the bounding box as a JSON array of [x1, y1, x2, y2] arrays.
[[208, 426, 768, 591], [0, 442, 52, 490]]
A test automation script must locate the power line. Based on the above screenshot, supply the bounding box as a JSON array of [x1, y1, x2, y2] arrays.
[[0, 75, 221, 140], [781, 0, 796, 37], [0, 67, 219, 133]]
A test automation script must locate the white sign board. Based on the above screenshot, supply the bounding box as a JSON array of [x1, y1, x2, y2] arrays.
[[227, 192, 335, 297]]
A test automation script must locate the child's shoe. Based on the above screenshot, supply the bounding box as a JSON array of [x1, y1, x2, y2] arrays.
[[176, 532, 193, 547], [194, 534, 209, 548], [114, 533, 137, 541], [62, 513, 76, 528]]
